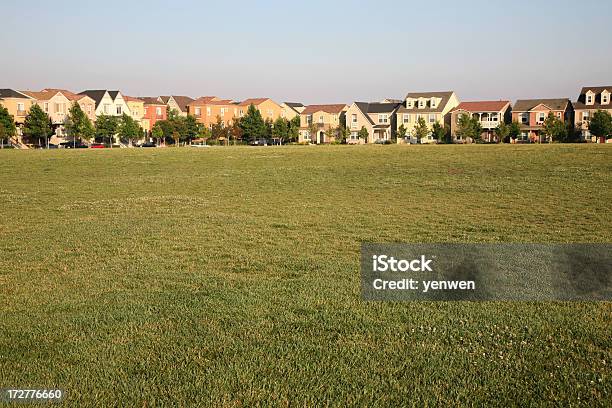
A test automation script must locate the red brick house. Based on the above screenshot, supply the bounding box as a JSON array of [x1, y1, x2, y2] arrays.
[[511, 99, 573, 143]]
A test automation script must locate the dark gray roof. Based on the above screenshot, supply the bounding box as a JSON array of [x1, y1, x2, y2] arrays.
[[285, 102, 304, 108], [574, 86, 612, 110], [171, 96, 194, 112], [0, 89, 32, 99], [353, 102, 401, 125], [397, 91, 454, 113], [139, 97, 165, 105], [513, 98, 570, 112], [107, 91, 120, 101], [79, 90, 108, 107]]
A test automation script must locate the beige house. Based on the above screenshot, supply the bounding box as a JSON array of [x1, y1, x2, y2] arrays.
[[0, 89, 35, 141], [298, 104, 347, 144], [123, 96, 145, 126], [345, 102, 401, 144], [395, 91, 460, 143], [22, 89, 96, 142], [450, 101, 512, 142], [237, 98, 283, 122], [280, 102, 304, 120], [159, 95, 194, 117], [572, 86, 612, 141]]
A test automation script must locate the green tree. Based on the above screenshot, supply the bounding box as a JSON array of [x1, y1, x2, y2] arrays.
[[65, 103, 94, 146], [337, 122, 350, 144], [184, 115, 200, 144], [272, 117, 289, 144], [358, 126, 369, 144], [198, 124, 212, 143], [413, 117, 429, 143], [23, 104, 52, 148], [211, 116, 227, 142], [588, 110, 612, 142], [151, 122, 164, 146], [397, 124, 407, 142], [95, 114, 119, 146], [508, 121, 521, 141], [455, 113, 483, 143], [288, 116, 300, 142], [229, 120, 242, 145], [0, 105, 16, 148], [118, 114, 142, 146], [541, 112, 567, 143], [239, 104, 266, 142], [432, 121, 447, 143], [308, 122, 320, 143], [494, 121, 510, 143]]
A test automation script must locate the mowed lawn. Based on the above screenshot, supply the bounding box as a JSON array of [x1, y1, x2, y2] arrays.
[[0, 145, 610, 406]]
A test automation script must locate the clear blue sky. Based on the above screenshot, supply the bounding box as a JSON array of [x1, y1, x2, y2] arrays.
[[1, 0, 610, 104]]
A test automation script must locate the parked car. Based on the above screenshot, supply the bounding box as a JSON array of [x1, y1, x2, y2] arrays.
[[250, 139, 269, 146], [140, 142, 157, 148], [90, 143, 105, 149], [60, 142, 88, 149]]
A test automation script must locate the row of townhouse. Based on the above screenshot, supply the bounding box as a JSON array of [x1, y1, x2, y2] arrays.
[[2, 86, 610, 145]]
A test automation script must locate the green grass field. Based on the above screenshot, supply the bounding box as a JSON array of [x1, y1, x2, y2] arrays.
[[1, 145, 610, 406]]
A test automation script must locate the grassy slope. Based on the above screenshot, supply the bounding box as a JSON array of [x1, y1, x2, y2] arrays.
[[0, 145, 610, 406]]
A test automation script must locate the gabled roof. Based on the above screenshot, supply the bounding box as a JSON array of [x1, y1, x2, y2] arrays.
[[451, 101, 510, 113], [20, 90, 62, 101], [238, 98, 271, 106], [302, 104, 347, 115], [123, 95, 144, 103], [107, 91, 121, 101], [574, 86, 612, 110], [188, 96, 222, 106], [42, 88, 91, 102], [513, 98, 570, 112], [397, 91, 455, 113], [284, 102, 304, 109], [169, 96, 195, 112], [352, 102, 400, 125], [139, 97, 166, 106], [0, 89, 34, 99], [158, 96, 171, 104], [79, 90, 109, 107]]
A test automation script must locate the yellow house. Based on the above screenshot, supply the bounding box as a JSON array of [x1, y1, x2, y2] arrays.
[[280, 102, 304, 121], [298, 104, 347, 144], [395, 91, 460, 143], [345, 102, 401, 144], [0, 89, 35, 140], [123, 96, 145, 128], [237, 98, 283, 122]]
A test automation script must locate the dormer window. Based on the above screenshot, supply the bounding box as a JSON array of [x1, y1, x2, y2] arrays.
[[586, 91, 595, 105], [430, 98, 437, 108], [602, 91, 610, 105], [406, 99, 414, 108], [418, 99, 425, 109]]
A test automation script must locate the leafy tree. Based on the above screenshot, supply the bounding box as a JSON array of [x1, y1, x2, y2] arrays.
[[588, 110, 612, 142], [118, 114, 142, 146], [95, 114, 119, 146], [432, 122, 447, 143], [184, 115, 200, 144], [228, 120, 242, 145], [23, 104, 52, 147], [508, 121, 521, 141], [272, 117, 289, 144], [337, 122, 350, 144], [455, 113, 483, 143], [198, 124, 212, 143], [211, 116, 227, 142], [358, 126, 369, 143], [541, 112, 567, 143], [494, 121, 511, 143], [413, 117, 429, 143], [0, 105, 16, 148], [65, 103, 94, 146], [288, 116, 300, 142], [264, 118, 274, 139], [308, 122, 319, 143], [238, 104, 266, 142], [151, 122, 164, 145], [397, 124, 407, 142], [325, 125, 339, 144]]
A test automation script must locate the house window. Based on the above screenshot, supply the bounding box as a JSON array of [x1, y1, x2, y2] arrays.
[[116, 106, 122, 115], [520, 113, 528, 124], [603, 94, 610, 104], [319, 115, 324, 124], [206, 107, 211, 116], [220, 108, 226, 116], [428, 114, 436, 123], [430, 98, 437, 108], [378, 114, 388, 124], [556, 112, 562, 119], [587, 94, 593, 104], [582, 112, 589, 121], [17, 102, 25, 113], [350, 132, 358, 140], [195, 107, 201, 116], [333, 114, 338, 122], [304, 131, 310, 140], [351, 114, 357, 128], [156, 107, 162, 116], [403, 114, 410, 123], [406, 100, 414, 108], [418, 99, 425, 108], [239, 109, 243, 117], [537, 112, 545, 123], [491, 113, 499, 122]]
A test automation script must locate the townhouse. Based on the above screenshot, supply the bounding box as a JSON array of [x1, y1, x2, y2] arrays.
[[511, 98, 573, 143], [124, 96, 144, 125], [159, 95, 194, 117], [237, 98, 283, 122], [298, 104, 347, 144], [79, 90, 132, 118], [450, 101, 512, 143], [22, 89, 96, 142], [345, 102, 401, 143], [140, 97, 167, 131], [280, 102, 304, 120], [395, 91, 460, 143], [0, 89, 35, 141], [188, 96, 236, 128], [572, 86, 612, 142]]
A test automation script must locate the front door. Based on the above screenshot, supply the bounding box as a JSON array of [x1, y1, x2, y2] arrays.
[[318, 131, 325, 144]]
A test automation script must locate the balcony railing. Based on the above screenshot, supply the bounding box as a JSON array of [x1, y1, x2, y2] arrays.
[[479, 120, 499, 128], [16, 110, 26, 116]]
